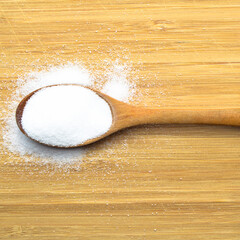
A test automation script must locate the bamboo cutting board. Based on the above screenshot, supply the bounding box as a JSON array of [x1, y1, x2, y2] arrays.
[[0, 0, 240, 239]]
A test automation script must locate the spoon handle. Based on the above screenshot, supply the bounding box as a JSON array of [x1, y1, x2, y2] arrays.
[[130, 107, 240, 126]]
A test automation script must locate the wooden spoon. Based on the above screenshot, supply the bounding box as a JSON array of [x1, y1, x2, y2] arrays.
[[16, 84, 240, 148]]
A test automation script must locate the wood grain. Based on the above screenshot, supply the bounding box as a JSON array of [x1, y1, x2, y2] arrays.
[[1, 0, 240, 239]]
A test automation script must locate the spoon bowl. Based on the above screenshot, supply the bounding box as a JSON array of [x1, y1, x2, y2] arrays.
[[16, 84, 240, 148]]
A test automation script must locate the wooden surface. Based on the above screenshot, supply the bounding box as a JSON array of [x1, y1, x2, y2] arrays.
[[1, 0, 240, 239]]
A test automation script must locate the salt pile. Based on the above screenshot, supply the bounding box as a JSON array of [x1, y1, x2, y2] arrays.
[[21, 85, 112, 147]]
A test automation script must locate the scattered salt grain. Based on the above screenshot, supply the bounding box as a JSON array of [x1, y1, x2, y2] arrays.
[[21, 85, 112, 147], [18, 63, 93, 97], [102, 61, 135, 102], [103, 80, 131, 103]]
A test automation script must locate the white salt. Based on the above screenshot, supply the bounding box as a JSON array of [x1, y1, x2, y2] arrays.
[[103, 80, 131, 102], [3, 120, 86, 165], [2, 61, 137, 168], [18, 63, 93, 97], [21, 85, 113, 147], [101, 61, 135, 103]]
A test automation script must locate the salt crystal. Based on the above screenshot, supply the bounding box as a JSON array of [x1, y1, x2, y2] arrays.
[[21, 85, 112, 147]]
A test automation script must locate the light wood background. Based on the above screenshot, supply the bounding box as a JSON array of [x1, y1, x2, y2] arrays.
[[1, 0, 240, 239]]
